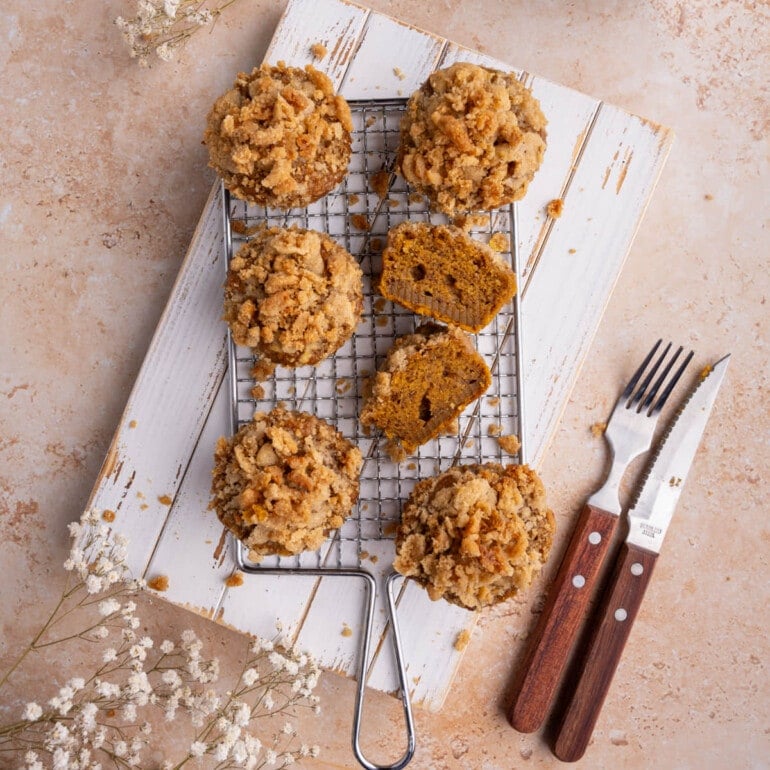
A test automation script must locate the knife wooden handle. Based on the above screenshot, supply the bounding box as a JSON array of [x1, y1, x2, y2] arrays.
[[553, 543, 658, 762], [508, 503, 618, 733]]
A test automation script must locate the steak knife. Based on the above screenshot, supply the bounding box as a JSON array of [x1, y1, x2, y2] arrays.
[[553, 354, 730, 762]]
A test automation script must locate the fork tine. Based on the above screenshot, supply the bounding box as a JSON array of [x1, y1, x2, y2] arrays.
[[628, 341, 672, 408], [647, 348, 694, 414], [621, 339, 662, 400], [640, 345, 682, 412]]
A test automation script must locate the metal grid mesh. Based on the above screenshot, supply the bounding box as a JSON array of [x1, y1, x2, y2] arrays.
[[224, 99, 524, 573]]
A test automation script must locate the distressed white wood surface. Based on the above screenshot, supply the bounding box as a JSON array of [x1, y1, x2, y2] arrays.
[[85, 0, 673, 712]]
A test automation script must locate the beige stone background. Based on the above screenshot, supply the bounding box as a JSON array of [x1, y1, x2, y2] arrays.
[[1, 0, 768, 768]]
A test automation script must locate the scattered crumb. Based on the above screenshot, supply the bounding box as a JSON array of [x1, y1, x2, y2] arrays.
[[341, 624, 353, 637], [444, 418, 460, 436], [408, 192, 423, 204], [140, 503, 149, 511], [668, 476, 683, 488], [310, 42, 327, 60], [454, 629, 471, 651], [370, 169, 391, 199], [452, 213, 490, 232], [370, 237, 383, 252], [365, 115, 377, 127], [488, 232, 509, 252], [136, 491, 145, 499], [230, 219, 262, 237], [487, 424, 502, 436], [465, 439, 475, 449], [704, 193, 713, 201], [102, 509, 116, 523], [148, 575, 170, 592], [700, 364, 712, 379], [335, 379, 353, 394], [158, 495, 173, 506], [591, 422, 607, 437], [251, 360, 276, 382], [362, 503, 369, 511], [348, 193, 360, 205], [393, 66, 406, 80], [287, 386, 296, 396], [609, 730, 628, 746], [383, 522, 398, 537], [520, 746, 533, 760], [546, 198, 564, 218], [360, 550, 369, 560], [388, 199, 400, 208], [487, 396, 500, 407], [373, 298, 387, 312], [225, 572, 244, 588], [385, 439, 408, 463], [128, 420, 137, 429], [568, 248, 577, 254], [412, 675, 421, 685], [498, 434, 521, 454], [350, 213, 370, 231], [376, 316, 389, 327], [369, 554, 378, 563], [406, 462, 417, 471], [251, 384, 265, 400]]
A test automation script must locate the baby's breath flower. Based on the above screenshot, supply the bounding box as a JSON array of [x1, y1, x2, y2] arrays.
[[159, 639, 174, 654], [98, 598, 121, 616], [23, 702, 43, 721], [242, 667, 259, 686], [189, 740, 207, 757]]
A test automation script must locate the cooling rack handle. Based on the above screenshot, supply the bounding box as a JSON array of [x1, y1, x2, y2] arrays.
[[352, 571, 416, 770]]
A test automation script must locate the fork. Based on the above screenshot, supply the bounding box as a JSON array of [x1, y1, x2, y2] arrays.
[[508, 340, 693, 734]]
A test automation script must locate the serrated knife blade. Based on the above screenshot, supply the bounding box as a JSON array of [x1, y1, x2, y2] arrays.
[[626, 353, 730, 553]]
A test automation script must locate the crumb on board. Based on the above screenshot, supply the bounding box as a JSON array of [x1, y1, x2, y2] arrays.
[[568, 248, 577, 254], [370, 237, 383, 252], [700, 364, 712, 379], [140, 503, 149, 511], [310, 42, 327, 59], [128, 420, 137, 429], [365, 115, 377, 127], [497, 434, 521, 454], [251, 384, 265, 400], [136, 491, 145, 499], [251, 360, 276, 382], [158, 494, 172, 506], [341, 624, 353, 637], [102, 509, 116, 523], [393, 66, 406, 80], [547, 198, 564, 218], [370, 169, 391, 199], [454, 629, 471, 652], [487, 424, 502, 436], [488, 232, 509, 252], [225, 572, 244, 588], [148, 575, 169, 592], [591, 421, 607, 437], [350, 213, 370, 231], [348, 193, 360, 205]]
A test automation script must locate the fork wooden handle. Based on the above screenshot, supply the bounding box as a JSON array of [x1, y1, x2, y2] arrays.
[[553, 543, 658, 762], [508, 503, 618, 733]]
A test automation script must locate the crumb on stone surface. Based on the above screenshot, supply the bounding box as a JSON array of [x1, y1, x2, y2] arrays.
[[158, 494, 172, 506], [591, 421, 607, 437], [700, 364, 712, 379], [310, 42, 327, 59], [454, 629, 471, 651], [568, 248, 577, 254], [546, 198, 564, 218], [148, 575, 170, 592]]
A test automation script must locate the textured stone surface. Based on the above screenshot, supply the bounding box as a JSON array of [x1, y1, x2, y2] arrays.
[[1, 1, 767, 767]]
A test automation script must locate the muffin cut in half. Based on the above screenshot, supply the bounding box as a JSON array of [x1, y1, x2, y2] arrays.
[[394, 463, 555, 610], [204, 62, 352, 209], [379, 221, 517, 332], [360, 323, 491, 458], [210, 407, 362, 562]]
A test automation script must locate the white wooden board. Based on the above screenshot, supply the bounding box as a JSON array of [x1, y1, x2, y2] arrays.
[[84, 0, 673, 713]]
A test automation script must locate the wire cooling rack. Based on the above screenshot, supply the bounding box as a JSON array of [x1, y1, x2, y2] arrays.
[[220, 98, 524, 770]]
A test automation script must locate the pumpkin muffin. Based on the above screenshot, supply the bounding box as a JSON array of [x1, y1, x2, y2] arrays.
[[360, 323, 491, 458], [224, 226, 363, 367], [394, 463, 555, 610], [211, 407, 362, 562], [379, 221, 517, 332], [205, 62, 353, 208], [397, 62, 547, 215]]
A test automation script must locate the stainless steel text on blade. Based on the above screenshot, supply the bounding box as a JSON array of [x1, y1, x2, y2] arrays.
[[626, 355, 730, 553]]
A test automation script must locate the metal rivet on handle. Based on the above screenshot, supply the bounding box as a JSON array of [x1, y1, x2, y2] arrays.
[[572, 575, 586, 588], [630, 562, 644, 576], [588, 531, 602, 545], [614, 608, 628, 622]]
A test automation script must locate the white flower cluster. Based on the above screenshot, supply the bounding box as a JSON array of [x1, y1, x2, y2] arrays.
[[1, 508, 322, 769], [114, 0, 235, 66]]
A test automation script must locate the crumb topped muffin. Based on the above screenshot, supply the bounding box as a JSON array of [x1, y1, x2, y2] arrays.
[[224, 226, 363, 367], [398, 62, 547, 215], [205, 62, 353, 208], [211, 407, 362, 562], [394, 463, 555, 610]]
